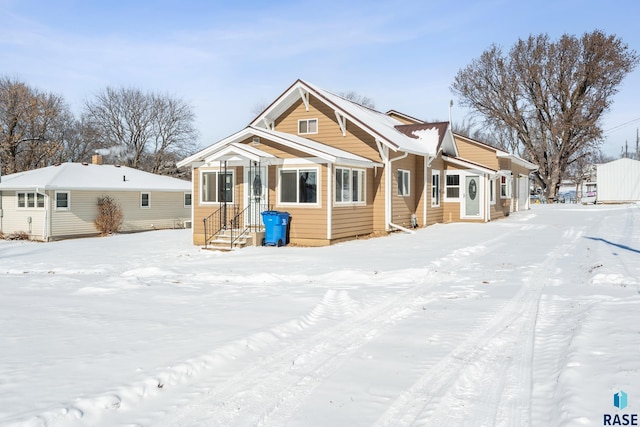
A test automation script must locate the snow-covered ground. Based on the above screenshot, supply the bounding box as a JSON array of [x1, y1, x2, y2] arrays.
[[1, 204, 639, 426]]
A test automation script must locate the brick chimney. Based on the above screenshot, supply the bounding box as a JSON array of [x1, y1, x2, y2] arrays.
[[92, 154, 103, 165]]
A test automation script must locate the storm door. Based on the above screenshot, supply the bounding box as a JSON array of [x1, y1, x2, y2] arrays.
[[465, 175, 480, 216], [246, 166, 267, 227]]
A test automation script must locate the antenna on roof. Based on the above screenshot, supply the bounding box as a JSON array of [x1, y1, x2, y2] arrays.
[[448, 99, 454, 125]]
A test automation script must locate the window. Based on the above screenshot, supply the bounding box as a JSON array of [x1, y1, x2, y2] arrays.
[[17, 192, 45, 209], [446, 173, 460, 198], [184, 193, 192, 207], [431, 170, 440, 207], [335, 167, 365, 203], [298, 118, 318, 135], [55, 192, 70, 210], [500, 175, 511, 198], [141, 192, 150, 208], [397, 169, 410, 196], [279, 168, 317, 204], [201, 171, 234, 203]]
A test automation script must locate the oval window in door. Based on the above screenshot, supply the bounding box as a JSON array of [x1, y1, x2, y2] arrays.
[[469, 179, 477, 200]]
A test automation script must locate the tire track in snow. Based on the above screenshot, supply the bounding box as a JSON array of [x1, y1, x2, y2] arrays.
[[151, 230, 525, 427], [373, 226, 584, 427]]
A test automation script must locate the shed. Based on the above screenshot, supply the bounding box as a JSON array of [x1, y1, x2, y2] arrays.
[[596, 158, 640, 203], [0, 160, 192, 241]]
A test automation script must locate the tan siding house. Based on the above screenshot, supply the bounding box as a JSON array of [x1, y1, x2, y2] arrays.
[[0, 160, 191, 241], [178, 79, 537, 248]]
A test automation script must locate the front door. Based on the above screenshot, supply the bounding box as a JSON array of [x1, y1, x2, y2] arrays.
[[246, 166, 267, 227], [465, 175, 480, 216]]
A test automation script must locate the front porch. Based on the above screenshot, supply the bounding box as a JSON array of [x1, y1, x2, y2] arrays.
[[202, 202, 270, 251]]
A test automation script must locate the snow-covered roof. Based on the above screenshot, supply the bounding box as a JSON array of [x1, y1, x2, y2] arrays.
[[0, 163, 191, 192], [178, 126, 382, 169], [250, 79, 436, 156]]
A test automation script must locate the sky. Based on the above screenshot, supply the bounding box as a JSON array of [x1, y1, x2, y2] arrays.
[[1, 0, 640, 158]]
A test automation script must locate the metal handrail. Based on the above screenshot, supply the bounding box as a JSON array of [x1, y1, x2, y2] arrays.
[[203, 203, 272, 249], [229, 205, 250, 250]]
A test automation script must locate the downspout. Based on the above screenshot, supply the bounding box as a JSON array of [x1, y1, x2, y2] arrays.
[[37, 188, 49, 241], [388, 151, 409, 232], [485, 175, 490, 222], [423, 155, 434, 227], [327, 163, 332, 241]]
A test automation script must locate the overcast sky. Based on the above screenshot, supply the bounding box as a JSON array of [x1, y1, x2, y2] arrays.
[[2, 0, 639, 158]]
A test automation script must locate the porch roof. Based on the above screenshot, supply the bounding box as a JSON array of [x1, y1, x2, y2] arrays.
[[178, 126, 382, 169]]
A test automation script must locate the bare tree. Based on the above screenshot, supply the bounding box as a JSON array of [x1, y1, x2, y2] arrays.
[[52, 114, 104, 164], [338, 91, 375, 109], [451, 30, 639, 201], [0, 77, 69, 174], [84, 87, 154, 169], [149, 94, 198, 174]]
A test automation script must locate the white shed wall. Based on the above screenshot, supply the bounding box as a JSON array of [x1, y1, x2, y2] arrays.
[[597, 158, 640, 203]]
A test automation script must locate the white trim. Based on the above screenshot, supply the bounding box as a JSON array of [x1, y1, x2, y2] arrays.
[[461, 175, 483, 220], [431, 169, 441, 207], [298, 87, 309, 111], [327, 164, 332, 240], [444, 171, 461, 201], [397, 169, 410, 197], [334, 166, 366, 205], [16, 191, 46, 210], [199, 169, 236, 205], [54, 191, 70, 211], [423, 156, 428, 226], [298, 118, 318, 135], [140, 192, 151, 209], [489, 177, 496, 205], [335, 111, 347, 136], [277, 166, 321, 207]]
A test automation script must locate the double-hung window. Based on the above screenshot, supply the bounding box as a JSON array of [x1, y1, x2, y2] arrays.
[[397, 169, 410, 196], [55, 192, 70, 210], [141, 192, 150, 208], [17, 191, 45, 209], [446, 173, 460, 198], [279, 168, 317, 204], [335, 167, 365, 204], [201, 171, 234, 203], [298, 118, 318, 135], [184, 192, 192, 207], [431, 170, 440, 207]]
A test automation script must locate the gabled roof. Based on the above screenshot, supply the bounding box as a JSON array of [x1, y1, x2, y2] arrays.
[[0, 163, 191, 192], [178, 126, 382, 169], [250, 79, 432, 156]]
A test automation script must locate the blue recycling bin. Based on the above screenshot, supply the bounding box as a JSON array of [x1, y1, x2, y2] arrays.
[[261, 211, 290, 247]]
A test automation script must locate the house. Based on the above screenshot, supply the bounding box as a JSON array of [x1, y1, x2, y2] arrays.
[[0, 155, 192, 241], [596, 158, 640, 203], [177, 79, 537, 247]]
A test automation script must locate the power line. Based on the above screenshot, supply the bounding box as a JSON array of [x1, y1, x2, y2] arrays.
[[604, 117, 640, 133]]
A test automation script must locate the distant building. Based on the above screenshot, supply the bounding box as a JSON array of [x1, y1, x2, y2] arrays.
[[596, 158, 640, 203], [0, 155, 192, 241]]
